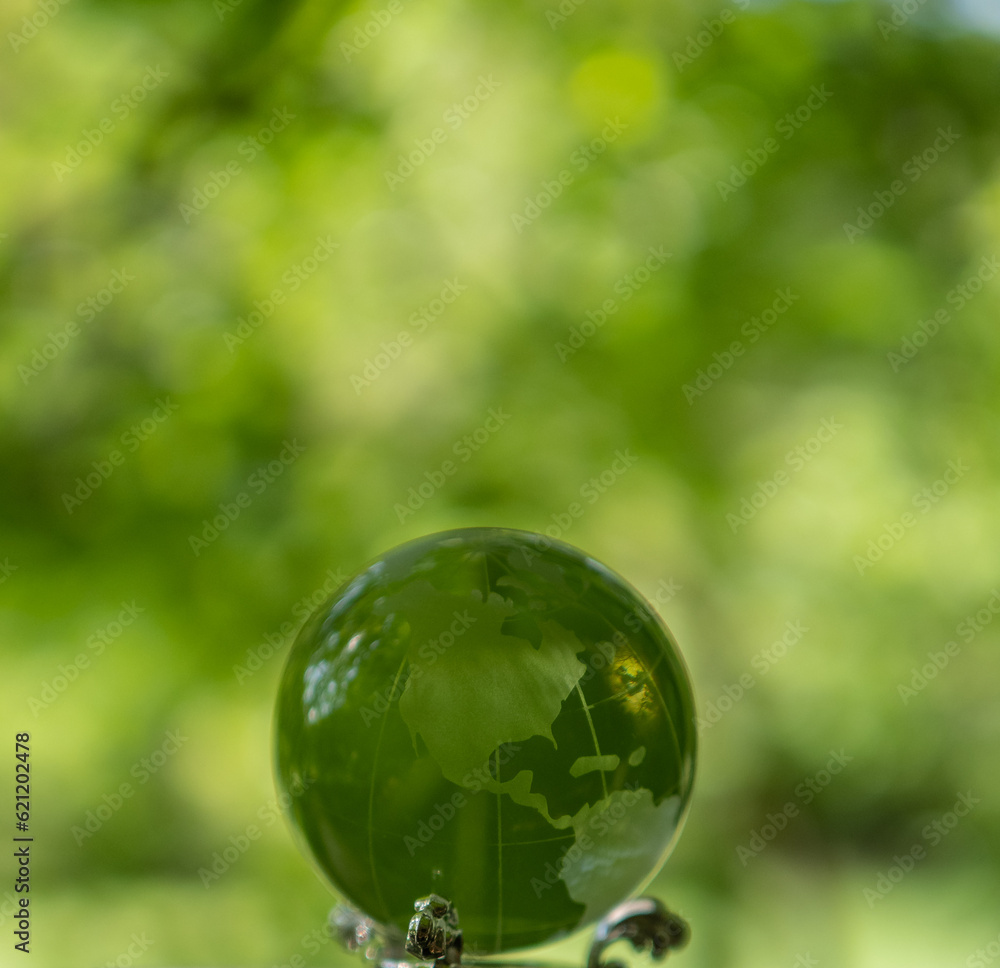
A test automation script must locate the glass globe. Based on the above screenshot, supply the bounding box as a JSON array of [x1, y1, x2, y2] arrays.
[[274, 528, 696, 956]]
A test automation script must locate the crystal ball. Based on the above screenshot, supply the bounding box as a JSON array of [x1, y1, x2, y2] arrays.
[[274, 528, 696, 955]]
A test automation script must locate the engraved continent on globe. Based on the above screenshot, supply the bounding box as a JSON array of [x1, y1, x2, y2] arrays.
[[274, 528, 696, 955]]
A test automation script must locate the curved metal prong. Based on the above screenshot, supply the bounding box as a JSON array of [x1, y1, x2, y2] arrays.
[[586, 898, 690, 968]]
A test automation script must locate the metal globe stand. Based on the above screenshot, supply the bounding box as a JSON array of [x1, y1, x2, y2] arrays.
[[331, 894, 689, 968]]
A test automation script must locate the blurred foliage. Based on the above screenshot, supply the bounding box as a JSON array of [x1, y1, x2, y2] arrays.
[[2, 0, 1000, 966]]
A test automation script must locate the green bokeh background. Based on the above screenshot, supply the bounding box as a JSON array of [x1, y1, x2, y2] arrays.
[[1, 0, 999, 966]]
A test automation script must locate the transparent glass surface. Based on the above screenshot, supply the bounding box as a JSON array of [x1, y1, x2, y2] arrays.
[[274, 528, 696, 955]]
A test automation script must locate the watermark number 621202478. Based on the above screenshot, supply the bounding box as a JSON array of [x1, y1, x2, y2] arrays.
[[13, 732, 32, 953]]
